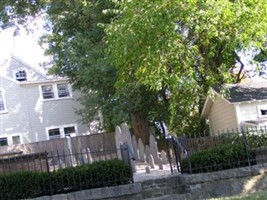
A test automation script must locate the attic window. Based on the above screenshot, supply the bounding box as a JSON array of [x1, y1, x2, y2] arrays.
[[15, 70, 27, 81]]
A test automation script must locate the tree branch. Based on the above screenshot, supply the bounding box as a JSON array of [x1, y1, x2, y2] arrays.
[[234, 52, 245, 83]]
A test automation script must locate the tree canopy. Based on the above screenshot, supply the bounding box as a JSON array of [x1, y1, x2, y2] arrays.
[[106, 0, 267, 133], [1, 0, 267, 136]]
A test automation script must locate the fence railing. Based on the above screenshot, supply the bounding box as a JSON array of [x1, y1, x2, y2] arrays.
[[167, 127, 267, 174], [0, 145, 133, 198], [0, 146, 121, 174]]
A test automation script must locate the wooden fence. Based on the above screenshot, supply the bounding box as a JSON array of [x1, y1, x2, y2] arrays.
[[0, 132, 116, 156]]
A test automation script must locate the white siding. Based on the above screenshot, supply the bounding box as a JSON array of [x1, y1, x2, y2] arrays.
[[208, 96, 237, 135], [6, 57, 46, 81], [22, 84, 90, 143], [238, 101, 267, 122], [0, 77, 30, 145], [0, 57, 91, 145]]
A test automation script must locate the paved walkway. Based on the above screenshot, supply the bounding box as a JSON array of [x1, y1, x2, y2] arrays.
[[133, 162, 176, 182]]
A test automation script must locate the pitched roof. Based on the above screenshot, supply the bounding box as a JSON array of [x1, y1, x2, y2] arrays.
[[214, 81, 267, 103], [201, 81, 267, 118], [11, 55, 47, 78]]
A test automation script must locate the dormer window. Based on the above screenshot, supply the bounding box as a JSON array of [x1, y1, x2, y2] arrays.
[[15, 70, 27, 81]]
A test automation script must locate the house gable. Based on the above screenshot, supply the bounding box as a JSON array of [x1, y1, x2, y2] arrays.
[[4, 55, 47, 82], [205, 94, 237, 135], [202, 82, 267, 134]]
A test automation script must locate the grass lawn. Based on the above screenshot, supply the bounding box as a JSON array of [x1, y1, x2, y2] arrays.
[[212, 190, 267, 200]]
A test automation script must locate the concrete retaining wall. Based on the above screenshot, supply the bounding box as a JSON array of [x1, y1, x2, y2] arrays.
[[30, 163, 267, 200]]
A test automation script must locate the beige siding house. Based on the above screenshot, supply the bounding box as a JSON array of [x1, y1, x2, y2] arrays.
[[201, 81, 267, 135], [0, 56, 93, 146]]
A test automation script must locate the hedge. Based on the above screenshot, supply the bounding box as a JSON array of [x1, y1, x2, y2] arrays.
[[181, 143, 256, 174], [0, 159, 132, 199]]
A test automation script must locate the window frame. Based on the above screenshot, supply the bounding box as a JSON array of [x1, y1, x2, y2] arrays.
[[14, 69, 27, 81], [257, 105, 267, 118], [46, 124, 77, 140], [11, 135, 21, 145], [0, 137, 8, 146], [41, 85, 55, 99], [40, 83, 72, 101]]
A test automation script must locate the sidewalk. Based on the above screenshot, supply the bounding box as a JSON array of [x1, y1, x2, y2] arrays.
[[133, 162, 175, 182]]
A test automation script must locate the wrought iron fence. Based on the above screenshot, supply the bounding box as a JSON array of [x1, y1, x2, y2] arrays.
[[165, 127, 267, 174], [0, 145, 133, 198]]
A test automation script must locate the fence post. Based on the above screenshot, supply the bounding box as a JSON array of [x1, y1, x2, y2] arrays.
[[166, 138, 173, 173], [241, 126, 251, 167]]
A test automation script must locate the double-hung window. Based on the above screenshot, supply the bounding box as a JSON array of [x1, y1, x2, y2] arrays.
[[41, 83, 71, 100], [0, 90, 7, 113], [57, 84, 70, 98], [42, 85, 54, 99], [48, 128, 61, 140], [47, 125, 76, 140], [64, 126, 76, 137]]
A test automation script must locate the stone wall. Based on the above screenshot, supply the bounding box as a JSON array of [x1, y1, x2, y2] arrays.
[[29, 163, 267, 200]]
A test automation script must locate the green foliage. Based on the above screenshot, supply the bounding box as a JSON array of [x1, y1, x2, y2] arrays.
[[245, 133, 267, 149], [0, 159, 132, 199], [181, 143, 256, 174], [106, 0, 267, 134], [1, 0, 267, 135], [0, 171, 43, 199]]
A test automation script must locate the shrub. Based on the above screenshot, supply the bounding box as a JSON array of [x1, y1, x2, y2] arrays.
[[181, 143, 256, 174], [0, 159, 132, 199]]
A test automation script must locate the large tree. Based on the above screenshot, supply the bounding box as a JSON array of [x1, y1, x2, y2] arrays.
[[1, 0, 267, 137], [106, 0, 267, 134], [0, 0, 168, 144], [41, 0, 170, 143]]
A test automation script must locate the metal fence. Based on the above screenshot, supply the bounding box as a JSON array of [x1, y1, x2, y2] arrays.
[[0, 144, 133, 198], [165, 127, 267, 174], [0, 146, 127, 173]]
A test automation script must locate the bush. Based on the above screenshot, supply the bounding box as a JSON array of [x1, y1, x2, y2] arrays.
[[181, 143, 256, 174], [0, 159, 132, 199]]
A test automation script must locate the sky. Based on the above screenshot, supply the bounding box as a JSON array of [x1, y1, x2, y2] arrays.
[[0, 23, 50, 69]]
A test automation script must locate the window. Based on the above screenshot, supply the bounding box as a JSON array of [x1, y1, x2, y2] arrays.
[[15, 70, 27, 81], [57, 84, 70, 98], [261, 109, 267, 116], [41, 85, 54, 99], [0, 137, 8, 146], [48, 128, 61, 140], [0, 90, 6, 112], [12, 136, 21, 145], [258, 106, 267, 118], [64, 126, 76, 137], [47, 125, 77, 140], [41, 83, 71, 100]]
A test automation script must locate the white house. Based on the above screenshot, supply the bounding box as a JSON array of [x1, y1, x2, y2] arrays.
[[201, 81, 267, 135], [0, 56, 93, 146]]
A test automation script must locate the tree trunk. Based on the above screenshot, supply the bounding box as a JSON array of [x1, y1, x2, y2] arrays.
[[131, 112, 150, 145]]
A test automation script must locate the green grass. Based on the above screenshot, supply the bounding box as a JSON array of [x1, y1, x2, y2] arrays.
[[211, 190, 267, 200]]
